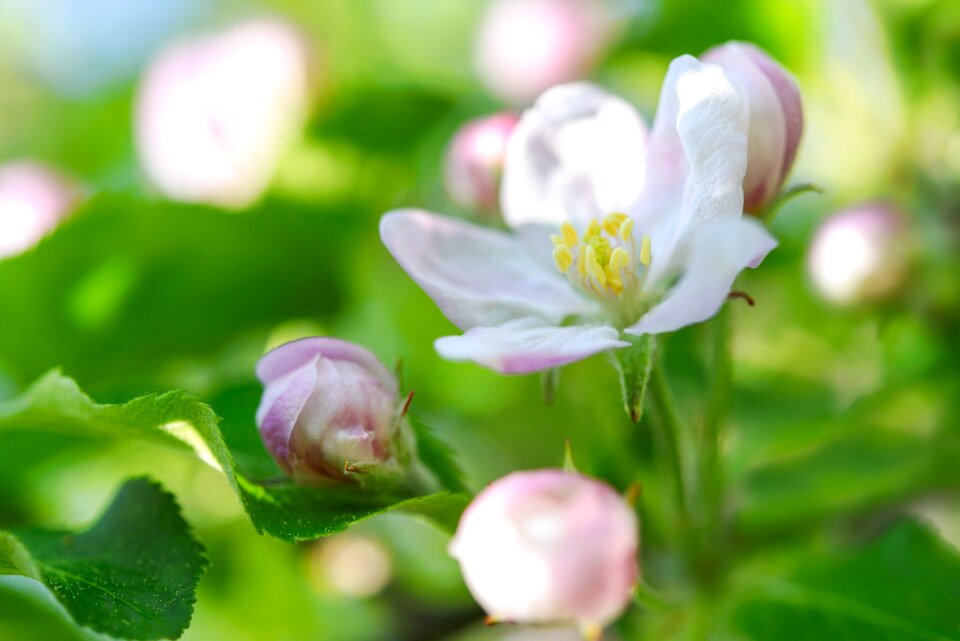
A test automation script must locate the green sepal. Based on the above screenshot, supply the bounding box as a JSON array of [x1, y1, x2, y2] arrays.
[[611, 334, 657, 423]]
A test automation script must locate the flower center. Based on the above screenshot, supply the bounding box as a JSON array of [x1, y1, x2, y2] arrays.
[[551, 213, 653, 326]]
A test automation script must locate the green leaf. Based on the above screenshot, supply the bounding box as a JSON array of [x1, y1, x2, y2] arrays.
[[0, 195, 353, 397], [734, 429, 947, 536], [1, 478, 207, 640], [732, 520, 960, 640], [408, 414, 469, 494], [611, 334, 657, 422], [0, 370, 469, 541]]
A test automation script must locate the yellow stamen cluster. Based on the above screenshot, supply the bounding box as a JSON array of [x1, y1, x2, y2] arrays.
[[551, 213, 651, 300]]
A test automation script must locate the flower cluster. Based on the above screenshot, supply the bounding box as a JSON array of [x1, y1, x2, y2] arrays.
[[255, 40, 804, 639]]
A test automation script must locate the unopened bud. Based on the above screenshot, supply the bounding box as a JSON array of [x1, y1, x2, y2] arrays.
[[807, 202, 909, 305], [256, 337, 411, 488], [475, 0, 616, 104], [0, 161, 79, 259], [445, 112, 519, 216], [703, 42, 804, 214], [449, 470, 638, 632]]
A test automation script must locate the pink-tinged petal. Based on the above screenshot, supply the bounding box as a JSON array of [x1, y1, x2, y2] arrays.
[[501, 82, 647, 228], [703, 43, 786, 213], [255, 357, 318, 471], [703, 42, 804, 213], [381, 209, 593, 330], [637, 56, 748, 283], [741, 44, 803, 191], [449, 469, 637, 627], [256, 337, 396, 394], [435, 318, 628, 374], [627, 218, 776, 335]]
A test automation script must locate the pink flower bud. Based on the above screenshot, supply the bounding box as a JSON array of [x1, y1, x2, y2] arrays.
[[475, 0, 616, 104], [445, 112, 519, 215], [0, 161, 79, 259], [807, 202, 909, 305], [703, 42, 804, 213], [136, 18, 313, 209], [449, 470, 638, 632], [256, 338, 409, 487]]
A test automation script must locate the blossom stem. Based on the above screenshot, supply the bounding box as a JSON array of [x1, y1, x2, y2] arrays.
[[648, 359, 687, 519], [705, 308, 730, 510], [696, 307, 731, 584]]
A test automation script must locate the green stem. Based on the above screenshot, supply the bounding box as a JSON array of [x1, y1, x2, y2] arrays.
[[692, 308, 732, 587], [703, 308, 731, 529], [649, 359, 686, 517]]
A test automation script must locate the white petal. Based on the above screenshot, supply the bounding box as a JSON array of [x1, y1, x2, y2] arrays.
[[501, 82, 647, 228], [381, 209, 592, 330], [637, 55, 749, 284], [435, 318, 628, 374], [627, 218, 776, 335]]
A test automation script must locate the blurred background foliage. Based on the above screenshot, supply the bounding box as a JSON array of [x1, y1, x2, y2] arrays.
[[0, 0, 958, 639]]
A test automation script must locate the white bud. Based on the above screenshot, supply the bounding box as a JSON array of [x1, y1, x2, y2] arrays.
[[475, 0, 616, 104], [807, 203, 909, 305], [450, 469, 637, 631]]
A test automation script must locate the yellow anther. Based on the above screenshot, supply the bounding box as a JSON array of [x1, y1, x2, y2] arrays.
[[584, 245, 606, 286], [606, 247, 630, 294], [585, 219, 602, 239], [553, 245, 573, 273], [639, 235, 652, 267], [619, 218, 634, 242], [608, 246, 630, 272], [603, 212, 628, 236], [550, 234, 565, 247], [560, 222, 578, 246]]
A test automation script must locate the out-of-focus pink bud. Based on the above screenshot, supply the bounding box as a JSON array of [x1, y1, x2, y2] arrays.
[[256, 338, 411, 487], [445, 112, 519, 215], [807, 203, 909, 305], [449, 470, 637, 633], [136, 18, 314, 209], [475, 0, 616, 105], [703, 42, 804, 213], [0, 161, 79, 259]]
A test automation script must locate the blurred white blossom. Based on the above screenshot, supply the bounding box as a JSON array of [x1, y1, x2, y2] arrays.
[[136, 18, 314, 208], [474, 0, 618, 104], [0, 161, 79, 259]]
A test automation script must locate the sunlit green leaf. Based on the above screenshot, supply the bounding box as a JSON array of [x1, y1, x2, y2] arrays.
[[0, 371, 469, 541]]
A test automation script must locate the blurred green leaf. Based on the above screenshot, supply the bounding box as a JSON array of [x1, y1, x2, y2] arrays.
[[734, 429, 943, 536], [0, 576, 103, 641], [0, 478, 207, 640], [0, 371, 469, 541], [0, 195, 355, 398], [732, 520, 960, 640]]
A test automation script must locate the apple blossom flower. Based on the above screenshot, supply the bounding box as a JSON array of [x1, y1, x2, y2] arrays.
[[702, 42, 804, 213], [449, 469, 637, 635], [0, 161, 79, 259], [445, 112, 519, 216], [807, 202, 908, 305], [381, 55, 780, 374], [256, 337, 413, 488], [135, 18, 313, 208], [474, 0, 616, 104]]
